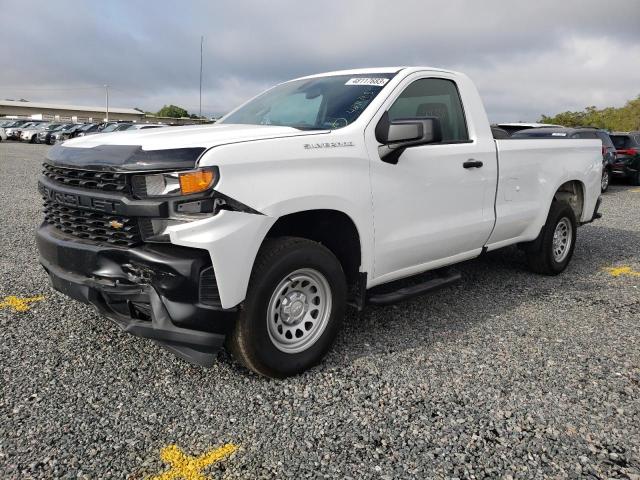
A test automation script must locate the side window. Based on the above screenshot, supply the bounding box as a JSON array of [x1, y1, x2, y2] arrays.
[[573, 131, 598, 139], [387, 78, 469, 142]]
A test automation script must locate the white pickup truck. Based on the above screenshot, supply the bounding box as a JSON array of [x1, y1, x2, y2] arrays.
[[37, 67, 602, 377]]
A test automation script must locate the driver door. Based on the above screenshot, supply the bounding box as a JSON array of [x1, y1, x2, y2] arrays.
[[365, 73, 497, 284]]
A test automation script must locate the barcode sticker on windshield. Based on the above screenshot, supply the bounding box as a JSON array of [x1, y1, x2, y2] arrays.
[[551, 132, 568, 136], [345, 78, 389, 87]]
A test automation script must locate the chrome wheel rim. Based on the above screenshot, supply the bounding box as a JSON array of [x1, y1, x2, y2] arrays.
[[552, 217, 572, 263], [267, 268, 332, 353], [601, 169, 609, 191]]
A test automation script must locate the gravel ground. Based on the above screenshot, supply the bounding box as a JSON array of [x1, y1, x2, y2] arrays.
[[1, 142, 639, 479]]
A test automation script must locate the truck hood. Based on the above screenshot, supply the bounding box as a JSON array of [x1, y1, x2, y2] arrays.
[[47, 124, 328, 171]]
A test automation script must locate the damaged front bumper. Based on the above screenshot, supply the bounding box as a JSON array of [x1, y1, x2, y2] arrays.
[[37, 224, 238, 366]]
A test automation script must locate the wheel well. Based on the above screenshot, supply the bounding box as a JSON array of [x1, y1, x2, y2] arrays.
[[265, 210, 362, 285], [554, 180, 584, 220]]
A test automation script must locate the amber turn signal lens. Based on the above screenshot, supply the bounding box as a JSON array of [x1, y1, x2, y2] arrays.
[[179, 169, 215, 195]]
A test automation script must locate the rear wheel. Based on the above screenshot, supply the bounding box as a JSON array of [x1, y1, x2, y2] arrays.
[[631, 169, 640, 186], [227, 237, 347, 378], [524, 200, 577, 275]]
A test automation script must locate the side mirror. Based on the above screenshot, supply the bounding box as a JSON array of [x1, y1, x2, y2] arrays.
[[375, 112, 443, 164]]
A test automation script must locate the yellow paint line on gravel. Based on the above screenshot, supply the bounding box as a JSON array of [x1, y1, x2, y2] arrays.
[[604, 266, 640, 277], [0, 295, 45, 312], [149, 444, 238, 480]]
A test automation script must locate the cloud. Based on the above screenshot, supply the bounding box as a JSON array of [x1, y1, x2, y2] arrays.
[[1, 0, 639, 120]]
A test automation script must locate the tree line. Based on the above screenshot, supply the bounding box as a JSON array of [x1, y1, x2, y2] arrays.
[[135, 105, 206, 119], [539, 95, 640, 131]]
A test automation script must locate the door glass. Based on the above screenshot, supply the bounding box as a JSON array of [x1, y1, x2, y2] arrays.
[[388, 78, 469, 142]]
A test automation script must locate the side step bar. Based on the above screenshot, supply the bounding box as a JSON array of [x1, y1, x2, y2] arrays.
[[367, 269, 461, 306]]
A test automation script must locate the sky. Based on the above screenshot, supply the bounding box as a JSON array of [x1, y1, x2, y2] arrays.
[[1, 0, 639, 122]]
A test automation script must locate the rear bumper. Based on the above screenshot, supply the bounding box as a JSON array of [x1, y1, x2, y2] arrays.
[[37, 224, 237, 366], [611, 158, 639, 178]]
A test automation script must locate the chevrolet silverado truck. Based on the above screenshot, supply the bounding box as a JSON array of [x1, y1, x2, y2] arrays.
[[37, 67, 602, 377]]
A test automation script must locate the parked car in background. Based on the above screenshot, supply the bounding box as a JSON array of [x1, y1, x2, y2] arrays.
[[75, 123, 102, 137], [610, 132, 640, 186], [491, 126, 510, 139], [5, 121, 43, 140], [1, 119, 37, 130], [512, 127, 617, 192], [52, 124, 87, 143], [98, 122, 133, 133], [37, 123, 74, 145], [21, 122, 64, 143], [495, 122, 563, 136], [121, 123, 165, 131]]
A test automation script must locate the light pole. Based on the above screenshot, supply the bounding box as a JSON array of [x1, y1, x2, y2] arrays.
[[199, 36, 203, 120], [104, 84, 109, 122]]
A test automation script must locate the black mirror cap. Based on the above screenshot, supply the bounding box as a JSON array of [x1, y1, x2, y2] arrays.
[[375, 112, 443, 145], [375, 112, 443, 164]]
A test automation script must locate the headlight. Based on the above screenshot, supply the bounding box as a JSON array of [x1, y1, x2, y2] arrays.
[[132, 167, 217, 198]]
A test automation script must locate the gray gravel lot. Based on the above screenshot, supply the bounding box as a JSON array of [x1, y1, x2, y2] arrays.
[[1, 142, 639, 479]]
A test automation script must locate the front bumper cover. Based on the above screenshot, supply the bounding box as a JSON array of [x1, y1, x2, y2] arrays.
[[37, 224, 238, 366]]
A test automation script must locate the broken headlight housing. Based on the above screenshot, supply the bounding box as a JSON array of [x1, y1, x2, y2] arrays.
[[131, 167, 218, 198]]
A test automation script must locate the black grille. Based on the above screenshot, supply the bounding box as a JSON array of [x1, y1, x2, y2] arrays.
[[43, 163, 129, 192], [199, 267, 222, 308], [43, 200, 142, 247]]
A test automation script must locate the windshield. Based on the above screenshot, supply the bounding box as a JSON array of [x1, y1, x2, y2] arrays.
[[79, 124, 96, 131], [221, 73, 396, 130]]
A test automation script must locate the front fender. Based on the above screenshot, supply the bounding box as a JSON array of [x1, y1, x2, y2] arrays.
[[168, 210, 276, 309]]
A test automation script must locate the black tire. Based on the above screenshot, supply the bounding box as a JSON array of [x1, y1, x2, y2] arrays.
[[601, 167, 610, 192], [30, 135, 36, 143], [631, 169, 640, 186], [524, 200, 577, 275], [227, 236, 347, 378]]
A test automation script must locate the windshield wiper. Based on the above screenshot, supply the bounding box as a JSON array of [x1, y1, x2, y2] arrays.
[[289, 125, 328, 131]]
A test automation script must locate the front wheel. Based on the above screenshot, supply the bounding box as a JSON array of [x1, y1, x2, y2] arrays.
[[227, 237, 347, 378], [524, 200, 577, 275]]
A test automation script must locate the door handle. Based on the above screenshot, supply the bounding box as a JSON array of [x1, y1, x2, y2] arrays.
[[463, 159, 483, 169]]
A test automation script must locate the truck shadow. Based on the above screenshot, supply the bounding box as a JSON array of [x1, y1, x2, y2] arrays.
[[329, 223, 640, 366]]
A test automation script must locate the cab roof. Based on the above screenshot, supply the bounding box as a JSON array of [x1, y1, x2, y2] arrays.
[[293, 66, 461, 81]]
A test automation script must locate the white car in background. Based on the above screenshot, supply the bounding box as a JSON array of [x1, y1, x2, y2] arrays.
[[5, 121, 42, 140], [20, 123, 52, 143]]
